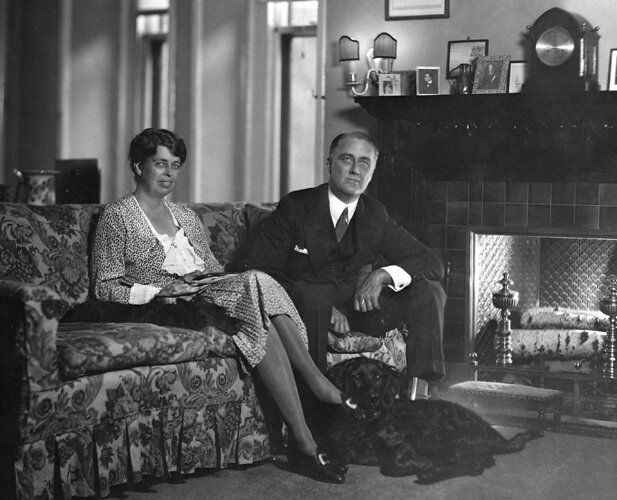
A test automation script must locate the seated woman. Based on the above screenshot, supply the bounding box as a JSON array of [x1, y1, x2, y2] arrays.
[[92, 128, 365, 484]]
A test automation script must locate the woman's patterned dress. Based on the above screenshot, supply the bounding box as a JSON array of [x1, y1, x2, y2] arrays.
[[93, 195, 307, 367]]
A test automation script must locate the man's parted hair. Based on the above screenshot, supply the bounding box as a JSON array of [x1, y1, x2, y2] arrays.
[[328, 131, 379, 158]]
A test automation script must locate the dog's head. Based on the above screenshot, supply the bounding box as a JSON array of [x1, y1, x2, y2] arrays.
[[327, 358, 403, 416]]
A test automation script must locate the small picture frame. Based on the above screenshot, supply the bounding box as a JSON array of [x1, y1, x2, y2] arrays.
[[378, 73, 402, 96], [416, 66, 440, 96], [609, 49, 617, 91], [446, 39, 489, 78], [472, 55, 511, 94], [386, 0, 449, 20], [507, 61, 528, 93]]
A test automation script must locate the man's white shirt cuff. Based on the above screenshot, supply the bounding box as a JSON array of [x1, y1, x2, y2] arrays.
[[382, 265, 411, 292]]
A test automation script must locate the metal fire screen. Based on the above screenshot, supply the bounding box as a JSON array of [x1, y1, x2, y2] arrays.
[[470, 231, 617, 364]]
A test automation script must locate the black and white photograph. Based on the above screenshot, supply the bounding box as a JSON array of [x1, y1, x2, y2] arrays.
[[508, 60, 528, 93], [609, 48, 617, 91], [3, 2, 617, 500], [446, 38, 489, 77], [378, 73, 402, 95], [416, 66, 440, 95], [472, 55, 511, 93]]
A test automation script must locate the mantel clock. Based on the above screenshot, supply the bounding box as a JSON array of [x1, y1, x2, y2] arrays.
[[524, 7, 599, 92]]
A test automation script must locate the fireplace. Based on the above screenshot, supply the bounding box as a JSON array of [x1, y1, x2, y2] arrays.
[[417, 179, 617, 364], [358, 94, 617, 431], [357, 93, 617, 363]]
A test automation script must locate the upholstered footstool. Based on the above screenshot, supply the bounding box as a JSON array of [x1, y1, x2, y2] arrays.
[[443, 381, 564, 432]]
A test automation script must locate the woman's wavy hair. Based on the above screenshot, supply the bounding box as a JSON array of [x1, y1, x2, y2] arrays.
[[128, 128, 187, 168]]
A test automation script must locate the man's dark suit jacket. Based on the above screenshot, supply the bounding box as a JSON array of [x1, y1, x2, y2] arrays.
[[248, 183, 444, 368], [249, 183, 443, 286]]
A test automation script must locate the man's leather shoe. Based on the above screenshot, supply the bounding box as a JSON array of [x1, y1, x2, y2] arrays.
[[286, 448, 345, 483], [407, 377, 430, 400]]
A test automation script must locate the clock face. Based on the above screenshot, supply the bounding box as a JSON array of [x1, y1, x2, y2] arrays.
[[535, 26, 575, 67]]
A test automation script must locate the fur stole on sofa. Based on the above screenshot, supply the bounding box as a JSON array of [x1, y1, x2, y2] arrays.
[[61, 294, 241, 335]]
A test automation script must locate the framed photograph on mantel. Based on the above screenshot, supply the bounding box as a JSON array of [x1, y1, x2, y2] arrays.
[[472, 55, 511, 94], [416, 66, 440, 96], [378, 73, 402, 96], [609, 49, 617, 91], [447, 39, 488, 78], [508, 61, 528, 93], [386, 0, 449, 20]]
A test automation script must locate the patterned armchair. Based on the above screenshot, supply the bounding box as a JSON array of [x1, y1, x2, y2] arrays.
[[0, 201, 406, 499]]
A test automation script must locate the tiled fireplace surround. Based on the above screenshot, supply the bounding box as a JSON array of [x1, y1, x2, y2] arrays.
[[358, 93, 617, 364], [422, 179, 617, 362]]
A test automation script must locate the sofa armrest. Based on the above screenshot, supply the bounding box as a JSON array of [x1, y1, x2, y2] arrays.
[[0, 279, 63, 390]]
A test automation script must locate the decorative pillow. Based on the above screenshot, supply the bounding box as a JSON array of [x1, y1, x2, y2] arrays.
[[57, 322, 237, 378], [327, 328, 407, 372], [328, 331, 382, 353]]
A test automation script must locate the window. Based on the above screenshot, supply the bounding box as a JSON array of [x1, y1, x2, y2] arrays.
[[267, 1, 320, 195], [136, 0, 170, 129], [268, 0, 318, 27]]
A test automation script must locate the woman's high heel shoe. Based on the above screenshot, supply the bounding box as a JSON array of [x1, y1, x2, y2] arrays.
[[286, 447, 346, 484]]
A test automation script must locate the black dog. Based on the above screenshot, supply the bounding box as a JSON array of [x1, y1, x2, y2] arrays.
[[325, 358, 542, 484]]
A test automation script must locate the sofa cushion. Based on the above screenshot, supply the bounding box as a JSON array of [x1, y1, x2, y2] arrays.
[[328, 331, 382, 353], [188, 203, 248, 269], [229, 203, 276, 272], [57, 322, 237, 378]]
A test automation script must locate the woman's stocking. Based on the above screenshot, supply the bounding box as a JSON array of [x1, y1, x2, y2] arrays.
[[255, 324, 316, 455], [271, 315, 342, 405]]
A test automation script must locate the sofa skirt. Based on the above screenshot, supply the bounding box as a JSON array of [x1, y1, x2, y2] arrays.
[[13, 358, 270, 499]]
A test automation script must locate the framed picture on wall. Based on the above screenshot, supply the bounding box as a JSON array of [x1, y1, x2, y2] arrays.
[[446, 39, 489, 78], [609, 49, 617, 91], [472, 55, 511, 94], [507, 61, 528, 93], [416, 66, 440, 96], [386, 0, 449, 20]]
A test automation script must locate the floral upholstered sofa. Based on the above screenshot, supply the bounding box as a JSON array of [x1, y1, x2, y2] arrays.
[[0, 201, 406, 499]]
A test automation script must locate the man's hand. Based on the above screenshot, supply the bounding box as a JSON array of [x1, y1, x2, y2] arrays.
[[330, 306, 350, 337], [354, 269, 392, 313]]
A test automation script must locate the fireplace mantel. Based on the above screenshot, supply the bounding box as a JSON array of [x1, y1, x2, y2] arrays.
[[358, 91, 617, 183]]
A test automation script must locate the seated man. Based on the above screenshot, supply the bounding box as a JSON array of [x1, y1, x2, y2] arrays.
[[248, 131, 446, 398]]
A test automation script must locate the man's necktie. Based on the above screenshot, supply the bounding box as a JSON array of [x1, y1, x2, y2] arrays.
[[335, 207, 349, 242]]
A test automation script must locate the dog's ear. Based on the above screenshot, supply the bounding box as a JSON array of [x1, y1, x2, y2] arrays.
[[381, 365, 403, 406], [326, 359, 351, 393]]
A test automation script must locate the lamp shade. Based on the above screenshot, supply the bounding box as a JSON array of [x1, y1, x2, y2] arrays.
[[373, 32, 397, 59], [339, 35, 360, 62]]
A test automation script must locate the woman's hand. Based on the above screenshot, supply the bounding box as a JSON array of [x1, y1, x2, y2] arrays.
[[157, 281, 202, 297]]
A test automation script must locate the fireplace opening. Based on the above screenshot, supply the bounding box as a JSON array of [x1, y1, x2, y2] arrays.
[[468, 228, 617, 371]]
